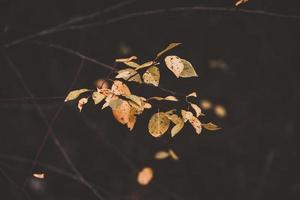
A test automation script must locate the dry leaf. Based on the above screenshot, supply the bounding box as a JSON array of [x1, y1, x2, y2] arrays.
[[92, 92, 106, 104], [208, 59, 228, 70], [190, 103, 202, 117], [137, 167, 153, 186], [154, 151, 170, 160], [156, 43, 181, 59], [124, 94, 142, 106], [33, 173, 45, 179], [165, 56, 184, 78], [142, 66, 160, 86], [127, 107, 138, 130], [115, 56, 137, 62], [235, 0, 248, 6], [115, 68, 142, 83], [179, 59, 198, 78], [186, 92, 197, 98], [111, 80, 131, 95], [202, 122, 221, 131], [148, 112, 170, 137], [181, 110, 202, 134], [168, 149, 179, 160], [135, 61, 154, 70], [112, 99, 131, 125], [200, 100, 212, 110], [214, 105, 227, 118], [181, 110, 193, 122], [78, 98, 88, 112], [64, 89, 90, 102], [166, 114, 184, 137]]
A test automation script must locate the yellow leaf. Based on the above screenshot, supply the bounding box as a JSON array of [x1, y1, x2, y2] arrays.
[[78, 98, 88, 112], [202, 122, 221, 131], [135, 61, 154, 70], [190, 103, 202, 117], [92, 91, 105, 104], [214, 104, 227, 118], [111, 80, 131, 95], [137, 167, 153, 186], [142, 66, 160, 87], [115, 68, 141, 83], [115, 56, 137, 62], [64, 89, 90, 102], [165, 56, 184, 78], [154, 151, 170, 160], [148, 112, 170, 137], [186, 92, 197, 98], [179, 59, 198, 78], [168, 149, 179, 160], [156, 43, 181, 59]]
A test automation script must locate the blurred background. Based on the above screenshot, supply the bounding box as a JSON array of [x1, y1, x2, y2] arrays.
[[0, 0, 299, 199]]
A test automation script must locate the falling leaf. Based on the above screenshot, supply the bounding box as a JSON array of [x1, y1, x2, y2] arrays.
[[165, 56, 184, 78], [115, 68, 142, 83], [186, 92, 197, 98], [111, 80, 131, 95], [92, 92, 105, 104], [214, 104, 227, 118], [64, 89, 90, 102], [190, 103, 202, 117], [149, 96, 178, 101], [200, 100, 212, 110], [115, 56, 137, 62], [33, 173, 45, 179], [154, 151, 170, 160], [235, 0, 248, 6], [202, 122, 221, 131], [112, 99, 131, 125], [148, 112, 170, 137], [156, 43, 181, 59], [168, 149, 179, 160], [179, 59, 198, 78], [137, 167, 153, 186], [135, 61, 154, 70], [78, 98, 88, 112], [142, 66, 160, 86]]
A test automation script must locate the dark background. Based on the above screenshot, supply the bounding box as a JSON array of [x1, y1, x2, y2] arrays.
[[0, 0, 299, 199]]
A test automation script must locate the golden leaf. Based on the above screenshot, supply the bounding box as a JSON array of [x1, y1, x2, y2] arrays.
[[200, 100, 212, 110], [112, 99, 131, 125], [137, 167, 153, 186], [115, 56, 137, 62], [165, 56, 184, 78], [115, 68, 141, 83], [190, 103, 202, 117], [77, 97, 88, 112], [179, 59, 198, 78], [92, 91, 105, 104], [214, 105, 227, 118], [135, 61, 154, 70], [156, 43, 181, 59], [148, 112, 170, 137], [154, 151, 170, 160], [142, 66, 160, 87], [186, 92, 197, 98], [111, 80, 131, 95], [168, 149, 179, 160], [202, 122, 221, 131], [64, 89, 90, 102]]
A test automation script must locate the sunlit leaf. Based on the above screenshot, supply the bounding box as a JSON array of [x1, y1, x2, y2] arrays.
[[156, 43, 181, 59], [137, 167, 153, 186], [135, 61, 154, 70], [186, 92, 197, 98], [179, 59, 198, 78], [154, 151, 170, 160], [92, 92, 105, 104], [202, 122, 221, 131], [142, 66, 160, 86], [190, 103, 202, 117], [148, 112, 170, 137], [214, 104, 227, 118], [64, 89, 90, 102], [115, 68, 142, 83], [78, 98, 88, 112], [111, 80, 131, 95], [115, 56, 137, 62], [165, 56, 184, 78], [168, 149, 179, 160]]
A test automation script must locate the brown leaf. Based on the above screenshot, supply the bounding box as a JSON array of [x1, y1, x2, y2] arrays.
[[111, 80, 131, 95], [165, 56, 184, 78], [156, 43, 181, 59], [112, 99, 131, 125]]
